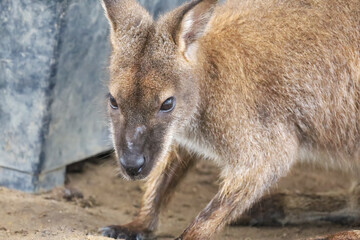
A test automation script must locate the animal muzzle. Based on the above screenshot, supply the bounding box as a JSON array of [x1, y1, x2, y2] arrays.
[[119, 154, 145, 177]]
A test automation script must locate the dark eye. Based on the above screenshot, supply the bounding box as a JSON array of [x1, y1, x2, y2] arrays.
[[160, 97, 176, 113], [109, 94, 118, 109]]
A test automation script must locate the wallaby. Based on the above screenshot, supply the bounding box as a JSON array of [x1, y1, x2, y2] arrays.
[[100, 0, 360, 239]]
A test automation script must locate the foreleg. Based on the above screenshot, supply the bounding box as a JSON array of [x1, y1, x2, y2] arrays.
[[101, 146, 195, 239], [177, 130, 298, 239]]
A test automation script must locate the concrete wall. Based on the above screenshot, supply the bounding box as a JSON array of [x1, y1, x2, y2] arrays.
[[0, 1, 70, 192], [0, 0, 189, 192]]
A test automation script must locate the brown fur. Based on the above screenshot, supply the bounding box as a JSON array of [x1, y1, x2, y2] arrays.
[[133, 147, 195, 233], [104, 147, 195, 239], [100, 0, 360, 239]]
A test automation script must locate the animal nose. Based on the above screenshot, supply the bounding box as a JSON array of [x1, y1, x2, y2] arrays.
[[120, 156, 145, 177]]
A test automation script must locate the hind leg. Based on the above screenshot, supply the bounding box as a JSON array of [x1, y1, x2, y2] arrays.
[[232, 180, 360, 227]]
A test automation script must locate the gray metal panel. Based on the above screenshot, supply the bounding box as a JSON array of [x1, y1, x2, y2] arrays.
[[0, 166, 65, 193], [0, 1, 66, 173], [42, 0, 112, 172]]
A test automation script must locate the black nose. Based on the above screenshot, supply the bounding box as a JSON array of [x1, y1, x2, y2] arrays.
[[120, 156, 145, 177]]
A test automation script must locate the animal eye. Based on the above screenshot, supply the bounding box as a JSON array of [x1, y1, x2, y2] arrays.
[[160, 97, 176, 113], [109, 94, 118, 109]]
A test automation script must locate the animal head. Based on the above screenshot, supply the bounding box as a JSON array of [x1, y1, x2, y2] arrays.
[[102, 0, 217, 179]]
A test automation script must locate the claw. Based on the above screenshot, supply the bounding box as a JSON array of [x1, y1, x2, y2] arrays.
[[99, 225, 148, 240]]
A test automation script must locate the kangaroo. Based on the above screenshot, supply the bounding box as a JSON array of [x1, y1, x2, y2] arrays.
[[99, 0, 360, 239]]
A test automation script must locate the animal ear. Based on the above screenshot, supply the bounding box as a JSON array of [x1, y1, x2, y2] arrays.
[[172, 0, 218, 61], [101, 0, 153, 49]]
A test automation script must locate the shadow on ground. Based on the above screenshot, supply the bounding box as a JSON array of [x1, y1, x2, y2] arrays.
[[0, 156, 357, 240]]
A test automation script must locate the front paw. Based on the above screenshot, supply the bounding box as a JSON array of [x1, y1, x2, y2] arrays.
[[99, 225, 148, 239]]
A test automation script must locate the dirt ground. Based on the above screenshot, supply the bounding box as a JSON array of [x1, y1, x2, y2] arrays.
[[0, 155, 358, 240]]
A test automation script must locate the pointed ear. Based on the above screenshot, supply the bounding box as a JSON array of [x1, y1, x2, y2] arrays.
[[101, 0, 153, 50], [164, 0, 218, 62]]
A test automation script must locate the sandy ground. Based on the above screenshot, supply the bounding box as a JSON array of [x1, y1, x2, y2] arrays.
[[0, 155, 358, 240]]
